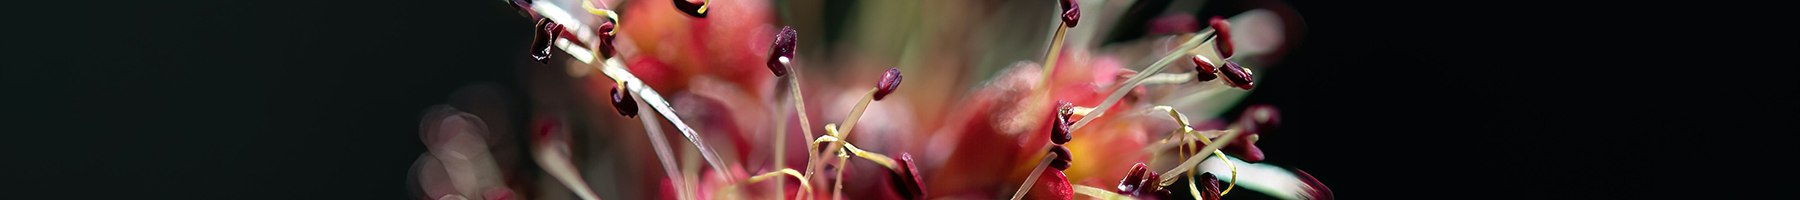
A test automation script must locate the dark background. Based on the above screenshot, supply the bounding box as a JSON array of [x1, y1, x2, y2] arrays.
[[5, 0, 1792, 199]]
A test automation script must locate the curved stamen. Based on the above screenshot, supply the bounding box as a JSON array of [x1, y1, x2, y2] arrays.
[[595, 58, 736, 182]]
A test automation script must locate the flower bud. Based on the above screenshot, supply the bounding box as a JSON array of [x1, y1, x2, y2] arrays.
[[874, 68, 903, 100]]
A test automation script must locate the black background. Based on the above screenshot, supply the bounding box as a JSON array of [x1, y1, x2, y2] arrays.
[[5, 0, 1793, 199]]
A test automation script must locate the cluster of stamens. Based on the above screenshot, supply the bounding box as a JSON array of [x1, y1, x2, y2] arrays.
[[1194, 16, 1253, 90], [496, 1, 1329, 199]]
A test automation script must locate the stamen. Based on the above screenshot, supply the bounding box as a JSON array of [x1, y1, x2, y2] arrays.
[[1030, 0, 1080, 124], [531, 18, 565, 64], [1208, 16, 1235, 59], [1218, 61, 1254, 90], [1059, 0, 1081, 27], [1007, 151, 1058, 200], [768, 27, 797, 77], [1068, 29, 1216, 132], [811, 68, 902, 183], [1051, 101, 1073, 144], [1071, 106, 1094, 116], [831, 153, 849, 200], [1147, 106, 1240, 194], [610, 81, 638, 118], [637, 97, 690, 200], [594, 57, 736, 182], [1159, 129, 1241, 185], [1192, 55, 1218, 82], [766, 27, 800, 199], [528, 116, 603, 200]]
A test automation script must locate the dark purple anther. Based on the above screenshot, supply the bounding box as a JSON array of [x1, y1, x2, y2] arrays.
[[874, 68, 903, 100], [1117, 163, 1149, 194], [596, 22, 617, 59], [1051, 100, 1073, 144], [1192, 55, 1218, 82], [1209, 16, 1234, 59], [611, 83, 638, 118], [1218, 61, 1253, 90], [767, 26, 797, 77], [532, 18, 565, 64], [1048, 145, 1073, 170], [672, 0, 708, 18], [1059, 0, 1081, 27], [887, 153, 927, 200], [1198, 173, 1221, 200]]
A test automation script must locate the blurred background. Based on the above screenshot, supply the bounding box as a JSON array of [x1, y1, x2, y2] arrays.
[[12, 0, 1792, 199]]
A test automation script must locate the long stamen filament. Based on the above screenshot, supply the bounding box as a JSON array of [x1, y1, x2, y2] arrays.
[[597, 58, 735, 182], [782, 59, 822, 184], [1150, 106, 1240, 194], [533, 138, 602, 200], [1160, 129, 1239, 185], [832, 154, 849, 200], [1037, 24, 1069, 93], [834, 88, 879, 141], [638, 97, 691, 200], [1008, 152, 1059, 200], [772, 96, 789, 200], [1190, 131, 1238, 195], [1068, 29, 1215, 133]]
